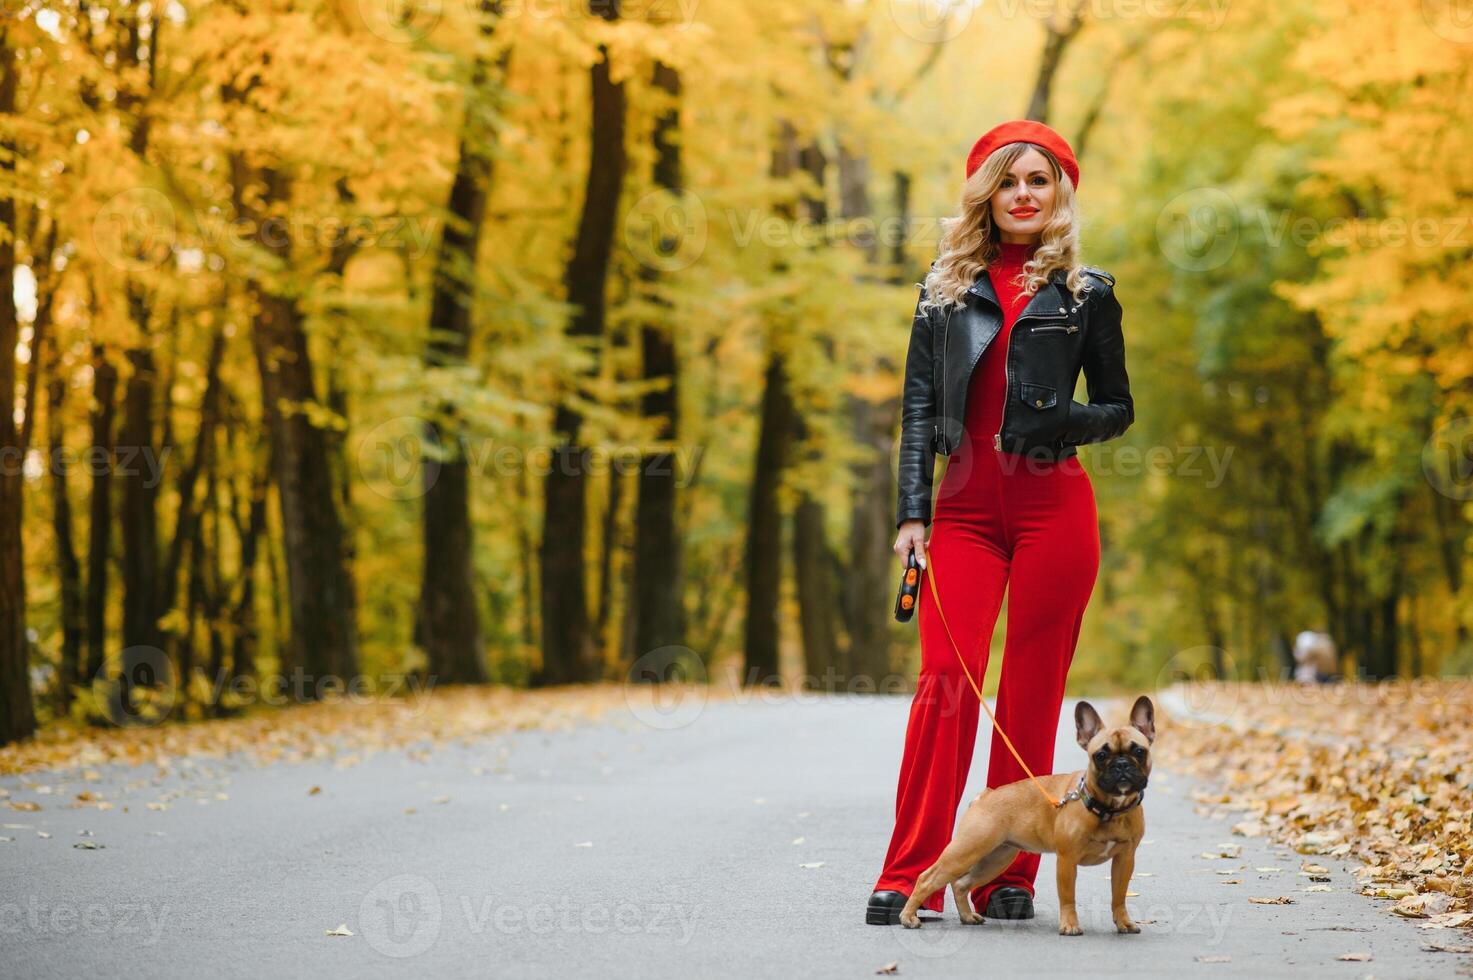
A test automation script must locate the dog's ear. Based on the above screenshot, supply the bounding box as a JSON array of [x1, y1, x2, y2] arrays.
[[1130, 695, 1156, 744], [1075, 701, 1104, 750]]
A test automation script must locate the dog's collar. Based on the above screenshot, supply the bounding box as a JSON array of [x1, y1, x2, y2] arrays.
[[1060, 774, 1144, 823]]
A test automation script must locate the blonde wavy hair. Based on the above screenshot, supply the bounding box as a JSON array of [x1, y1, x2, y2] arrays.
[[919, 141, 1090, 317]]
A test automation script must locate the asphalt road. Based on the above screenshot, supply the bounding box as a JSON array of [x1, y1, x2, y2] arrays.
[[0, 692, 1450, 978]]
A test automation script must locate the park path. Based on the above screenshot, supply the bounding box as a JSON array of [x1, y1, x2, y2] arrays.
[[0, 691, 1446, 978]]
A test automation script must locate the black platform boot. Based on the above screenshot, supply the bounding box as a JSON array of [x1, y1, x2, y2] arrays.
[[865, 890, 908, 925], [981, 885, 1035, 920]]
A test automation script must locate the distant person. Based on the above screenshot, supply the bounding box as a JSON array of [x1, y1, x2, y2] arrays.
[[1293, 630, 1338, 684]]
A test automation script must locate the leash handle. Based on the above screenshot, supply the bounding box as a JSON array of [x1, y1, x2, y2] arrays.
[[894, 551, 921, 623], [920, 543, 1063, 809]]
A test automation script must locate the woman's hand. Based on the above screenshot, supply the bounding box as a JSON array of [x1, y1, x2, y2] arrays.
[[894, 520, 930, 570]]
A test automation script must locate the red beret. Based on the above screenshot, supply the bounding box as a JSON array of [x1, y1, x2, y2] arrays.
[[965, 120, 1080, 190]]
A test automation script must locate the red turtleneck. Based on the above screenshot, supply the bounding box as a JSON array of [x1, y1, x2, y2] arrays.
[[962, 240, 1040, 445]]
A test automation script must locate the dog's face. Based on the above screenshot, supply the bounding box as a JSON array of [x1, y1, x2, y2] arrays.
[[1075, 696, 1154, 796]]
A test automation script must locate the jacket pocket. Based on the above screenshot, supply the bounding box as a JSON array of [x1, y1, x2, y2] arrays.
[[1019, 381, 1057, 410]]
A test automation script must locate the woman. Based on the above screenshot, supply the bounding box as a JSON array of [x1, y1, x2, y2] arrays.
[[867, 119, 1135, 925]]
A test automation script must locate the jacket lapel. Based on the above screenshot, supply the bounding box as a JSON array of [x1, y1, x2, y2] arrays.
[[967, 266, 1068, 321]]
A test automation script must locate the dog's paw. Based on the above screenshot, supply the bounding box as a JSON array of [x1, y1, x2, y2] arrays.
[[1114, 917, 1140, 934], [959, 909, 984, 925], [1058, 920, 1083, 936], [900, 913, 922, 929]]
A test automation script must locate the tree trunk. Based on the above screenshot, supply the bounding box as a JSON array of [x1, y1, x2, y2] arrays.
[[47, 364, 84, 705], [594, 463, 621, 660], [788, 138, 845, 689], [85, 344, 118, 682], [744, 353, 794, 687], [249, 283, 360, 689], [836, 144, 900, 689], [417, 2, 510, 686], [229, 445, 269, 686], [742, 120, 801, 688], [631, 58, 686, 676], [157, 329, 225, 672], [0, 33, 36, 745], [536, 0, 626, 686], [1024, 3, 1088, 124], [216, 55, 360, 694], [794, 497, 841, 687], [119, 337, 161, 676]]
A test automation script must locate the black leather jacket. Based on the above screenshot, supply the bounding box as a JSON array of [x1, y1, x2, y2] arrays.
[[896, 262, 1134, 528]]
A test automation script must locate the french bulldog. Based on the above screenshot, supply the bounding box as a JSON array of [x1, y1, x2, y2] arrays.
[[898, 695, 1155, 935]]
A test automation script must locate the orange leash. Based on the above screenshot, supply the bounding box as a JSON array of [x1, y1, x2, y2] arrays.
[[920, 544, 1063, 808]]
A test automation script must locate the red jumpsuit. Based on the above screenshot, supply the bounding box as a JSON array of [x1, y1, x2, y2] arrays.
[[874, 240, 1101, 915]]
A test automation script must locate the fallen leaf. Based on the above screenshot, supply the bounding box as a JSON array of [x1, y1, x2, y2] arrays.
[[1416, 854, 1444, 873], [1249, 896, 1296, 905], [325, 924, 353, 937], [875, 962, 899, 975], [6, 801, 40, 812], [1419, 912, 1473, 930], [1423, 941, 1473, 953], [308, 786, 322, 796], [1391, 895, 1431, 918], [1335, 952, 1371, 962]]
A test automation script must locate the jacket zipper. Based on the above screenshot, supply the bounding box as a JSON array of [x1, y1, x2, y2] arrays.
[[937, 304, 953, 452], [1029, 319, 1078, 334], [994, 316, 1014, 452]]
